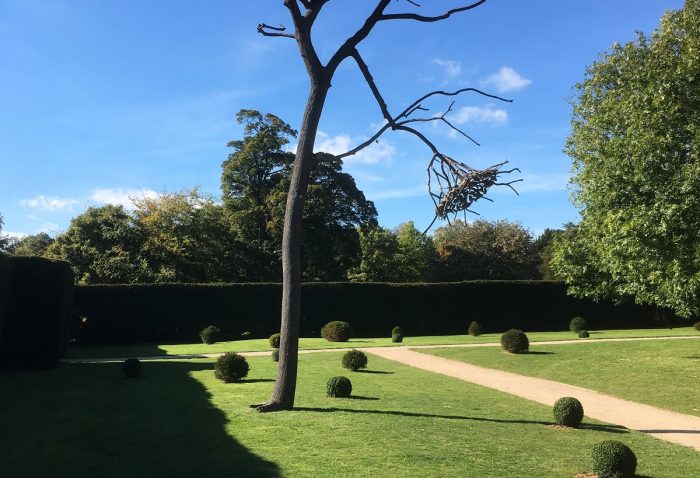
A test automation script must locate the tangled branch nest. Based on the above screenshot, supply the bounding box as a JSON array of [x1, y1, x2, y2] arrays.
[[427, 155, 522, 222]]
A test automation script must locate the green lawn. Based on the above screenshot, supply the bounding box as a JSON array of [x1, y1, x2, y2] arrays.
[[2, 353, 698, 477], [421, 338, 700, 416], [65, 326, 698, 359]]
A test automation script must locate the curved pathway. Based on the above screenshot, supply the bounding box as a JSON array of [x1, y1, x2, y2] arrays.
[[367, 347, 700, 451]]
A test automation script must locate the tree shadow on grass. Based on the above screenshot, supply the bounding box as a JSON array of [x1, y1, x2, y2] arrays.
[[0, 361, 280, 478], [293, 407, 628, 434], [526, 351, 556, 355], [356, 369, 394, 375]]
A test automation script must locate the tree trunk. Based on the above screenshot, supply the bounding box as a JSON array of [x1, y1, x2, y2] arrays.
[[255, 79, 329, 411]]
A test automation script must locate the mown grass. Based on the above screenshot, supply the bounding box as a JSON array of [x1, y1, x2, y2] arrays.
[[421, 338, 700, 416], [2, 352, 698, 477], [65, 326, 698, 359]]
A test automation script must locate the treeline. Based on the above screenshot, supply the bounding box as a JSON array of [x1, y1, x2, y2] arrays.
[[0, 110, 555, 284]]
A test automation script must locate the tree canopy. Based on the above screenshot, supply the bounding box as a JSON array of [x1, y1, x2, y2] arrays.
[[552, 0, 700, 317]]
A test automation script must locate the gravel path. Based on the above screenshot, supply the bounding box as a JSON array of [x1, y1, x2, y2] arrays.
[[367, 347, 700, 451]]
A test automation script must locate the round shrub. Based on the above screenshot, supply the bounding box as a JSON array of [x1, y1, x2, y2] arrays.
[[391, 326, 403, 336], [214, 352, 249, 383], [342, 350, 368, 371], [468, 321, 483, 337], [553, 396, 584, 428], [500, 329, 529, 353], [591, 441, 637, 478], [271, 348, 279, 362], [321, 321, 352, 342], [569, 316, 588, 333], [694, 321, 700, 332], [199, 325, 222, 345], [392, 333, 403, 343], [326, 376, 352, 398], [122, 358, 142, 378], [269, 333, 281, 348], [578, 330, 590, 338]]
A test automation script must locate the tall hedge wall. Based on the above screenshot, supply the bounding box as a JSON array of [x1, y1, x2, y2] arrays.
[[0, 256, 74, 368], [73, 281, 656, 345], [0, 253, 11, 345]]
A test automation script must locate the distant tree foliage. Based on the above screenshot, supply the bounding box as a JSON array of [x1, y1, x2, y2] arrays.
[[433, 219, 539, 281], [6, 233, 54, 256], [552, 0, 700, 317], [0, 213, 8, 251]]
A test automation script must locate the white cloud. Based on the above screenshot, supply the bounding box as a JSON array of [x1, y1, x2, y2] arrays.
[[3, 231, 28, 240], [314, 131, 395, 165], [449, 105, 508, 126], [432, 58, 462, 83], [90, 188, 159, 209], [481, 66, 532, 93], [20, 195, 78, 212]]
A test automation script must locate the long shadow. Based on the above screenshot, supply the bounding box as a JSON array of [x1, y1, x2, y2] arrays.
[[638, 429, 700, 434], [0, 361, 281, 478], [356, 369, 394, 375], [293, 406, 627, 434], [526, 351, 556, 355]]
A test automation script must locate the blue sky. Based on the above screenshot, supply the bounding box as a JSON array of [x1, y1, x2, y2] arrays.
[[0, 0, 684, 238]]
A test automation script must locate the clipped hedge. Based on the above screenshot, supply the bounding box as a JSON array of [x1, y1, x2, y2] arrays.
[[72, 281, 657, 345], [0, 256, 74, 368]]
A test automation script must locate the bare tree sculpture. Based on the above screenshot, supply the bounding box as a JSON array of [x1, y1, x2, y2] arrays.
[[253, 0, 519, 412]]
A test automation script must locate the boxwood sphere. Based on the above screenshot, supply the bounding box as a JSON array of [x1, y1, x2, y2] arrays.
[[391, 326, 403, 336], [569, 316, 588, 333], [342, 349, 368, 371], [591, 441, 637, 478], [578, 330, 590, 338], [122, 358, 142, 378], [553, 396, 584, 428], [271, 348, 280, 362], [391, 333, 403, 343], [326, 376, 352, 398], [199, 325, 222, 345], [500, 329, 529, 353], [214, 352, 249, 383], [269, 333, 281, 348], [321, 321, 352, 342], [468, 321, 483, 337]]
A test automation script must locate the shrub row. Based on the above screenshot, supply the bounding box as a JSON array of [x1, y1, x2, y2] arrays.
[[0, 255, 74, 368], [72, 281, 659, 344]]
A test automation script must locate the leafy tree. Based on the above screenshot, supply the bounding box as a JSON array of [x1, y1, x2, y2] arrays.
[[348, 226, 401, 282], [47, 205, 152, 284], [533, 228, 561, 280], [221, 110, 297, 279], [267, 152, 377, 281], [0, 213, 8, 251], [349, 222, 435, 282], [6, 233, 54, 256], [554, 0, 700, 317], [132, 188, 250, 283], [433, 219, 539, 281]]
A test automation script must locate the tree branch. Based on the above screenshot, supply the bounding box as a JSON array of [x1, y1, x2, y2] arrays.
[[257, 23, 295, 39], [380, 0, 488, 22]]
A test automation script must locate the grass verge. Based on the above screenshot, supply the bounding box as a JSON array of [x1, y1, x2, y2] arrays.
[[64, 326, 698, 359], [2, 352, 699, 477], [420, 338, 700, 416]]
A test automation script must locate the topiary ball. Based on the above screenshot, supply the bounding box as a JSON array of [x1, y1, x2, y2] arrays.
[[500, 329, 529, 353], [271, 348, 279, 362], [326, 376, 352, 398], [269, 333, 281, 348], [199, 325, 222, 345], [569, 316, 588, 333], [468, 321, 483, 337], [553, 396, 584, 428], [342, 350, 368, 371], [391, 326, 403, 336], [122, 358, 142, 378], [392, 333, 403, 343], [214, 352, 249, 383], [321, 321, 352, 342], [578, 330, 590, 338], [591, 441, 637, 478], [694, 321, 700, 332]]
